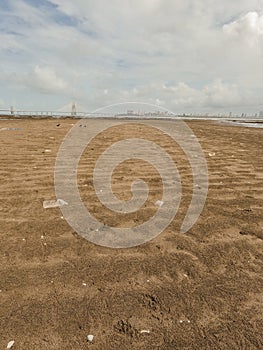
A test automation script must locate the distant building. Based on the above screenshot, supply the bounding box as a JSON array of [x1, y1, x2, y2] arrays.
[[259, 111, 263, 117]]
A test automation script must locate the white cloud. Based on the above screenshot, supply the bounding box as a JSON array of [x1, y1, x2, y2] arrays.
[[0, 0, 263, 113], [31, 65, 69, 93], [1, 66, 70, 96], [0, 33, 23, 51], [223, 11, 263, 46], [82, 79, 249, 114], [202, 79, 244, 107]]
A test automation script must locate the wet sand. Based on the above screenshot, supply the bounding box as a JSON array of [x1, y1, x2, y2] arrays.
[[0, 118, 262, 349]]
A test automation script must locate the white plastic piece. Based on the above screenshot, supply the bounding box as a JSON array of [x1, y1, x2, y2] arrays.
[[7, 340, 15, 349], [140, 329, 150, 334], [155, 200, 164, 207], [87, 334, 94, 342], [43, 199, 68, 209]]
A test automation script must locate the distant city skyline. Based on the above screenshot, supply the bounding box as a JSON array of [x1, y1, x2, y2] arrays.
[[1, 102, 263, 119], [1, 1, 263, 114]]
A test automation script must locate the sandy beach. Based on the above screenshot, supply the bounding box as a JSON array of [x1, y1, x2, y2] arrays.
[[0, 118, 262, 349]]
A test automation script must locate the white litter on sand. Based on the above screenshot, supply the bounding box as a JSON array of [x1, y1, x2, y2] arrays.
[[43, 199, 68, 209], [140, 329, 150, 334], [1, 127, 21, 131], [179, 319, 190, 324], [155, 200, 164, 207], [7, 340, 15, 349], [87, 334, 94, 342]]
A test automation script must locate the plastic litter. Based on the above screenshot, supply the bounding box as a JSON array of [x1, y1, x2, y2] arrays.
[[155, 200, 164, 207], [208, 152, 215, 157], [140, 329, 150, 334], [7, 340, 15, 349], [87, 334, 94, 342], [179, 318, 190, 324], [0, 127, 21, 131], [43, 199, 68, 209]]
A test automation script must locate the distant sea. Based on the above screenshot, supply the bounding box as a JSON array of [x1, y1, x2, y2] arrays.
[[219, 121, 263, 129]]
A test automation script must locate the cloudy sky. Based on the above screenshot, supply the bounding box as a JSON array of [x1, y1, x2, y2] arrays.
[[0, 0, 263, 114]]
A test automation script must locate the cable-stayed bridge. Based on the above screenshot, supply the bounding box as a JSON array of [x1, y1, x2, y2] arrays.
[[1, 103, 263, 122]]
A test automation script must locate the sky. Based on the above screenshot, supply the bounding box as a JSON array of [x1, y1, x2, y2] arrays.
[[0, 0, 263, 114]]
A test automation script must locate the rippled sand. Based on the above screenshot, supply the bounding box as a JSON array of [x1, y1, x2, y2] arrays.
[[0, 118, 262, 349]]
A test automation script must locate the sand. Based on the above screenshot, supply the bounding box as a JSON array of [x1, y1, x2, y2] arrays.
[[0, 118, 262, 349]]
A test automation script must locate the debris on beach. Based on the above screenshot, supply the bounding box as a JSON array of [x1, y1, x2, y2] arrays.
[[140, 329, 150, 334], [155, 200, 164, 207], [43, 199, 68, 209], [0, 127, 22, 131], [208, 152, 216, 157], [179, 318, 191, 324], [7, 340, 15, 349], [241, 208, 252, 213], [87, 334, 94, 342]]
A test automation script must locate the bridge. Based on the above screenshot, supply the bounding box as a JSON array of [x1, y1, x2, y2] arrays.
[[0, 105, 263, 122]]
